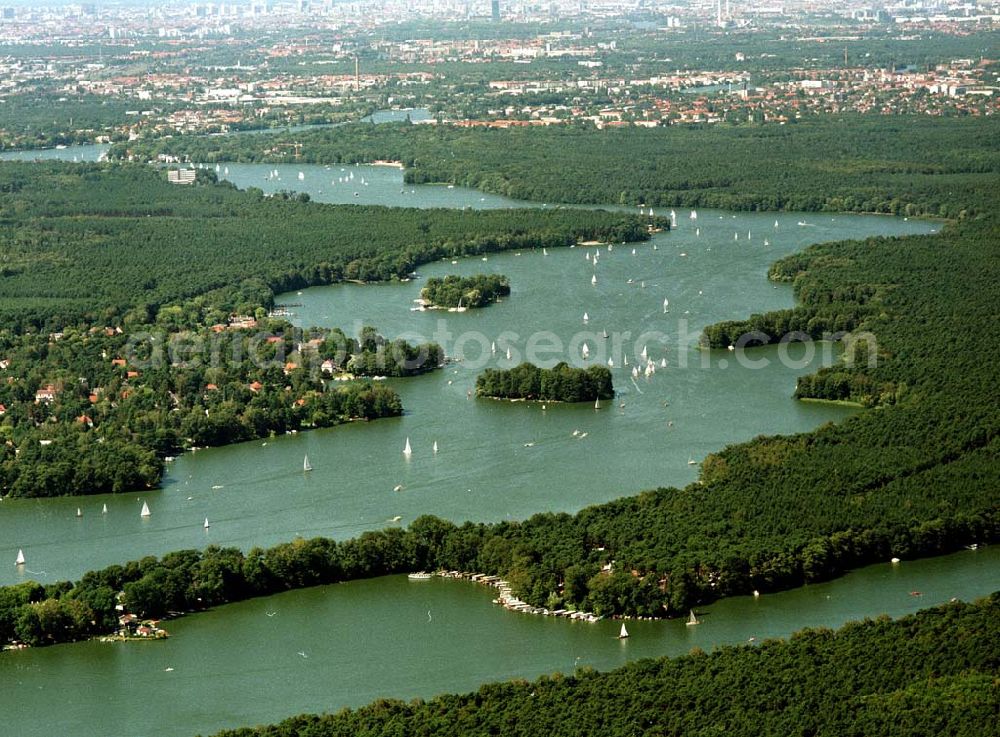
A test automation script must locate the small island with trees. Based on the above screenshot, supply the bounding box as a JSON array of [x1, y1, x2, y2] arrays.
[[418, 273, 510, 310], [476, 362, 614, 403]]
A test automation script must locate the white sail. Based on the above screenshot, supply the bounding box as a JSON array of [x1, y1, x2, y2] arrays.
[[774, 219, 779, 228], [303, 455, 312, 472], [543, 247, 548, 256], [660, 358, 668, 368], [403, 438, 412, 456], [687, 610, 700, 626], [15, 549, 25, 566], [696, 227, 700, 236], [204, 518, 210, 529], [582, 343, 590, 359], [690, 210, 698, 219], [140, 501, 151, 517], [298, 171, 305, 180], [433, 441, 439, 454], [102, 503, 108, 514], [506, 346, 512, 361], [583, 312, 589, 323], [594, 398, 601, 410], [591, 274, 597, 286], [618, 623, 629, 639], [734, 232, 739, 241], [663, 298, 669, 313], [641, 346, 648, 360], [607, 358, 614, 368], [76, 508, 82, 518]]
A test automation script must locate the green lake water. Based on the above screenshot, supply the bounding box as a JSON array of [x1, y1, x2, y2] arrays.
[[2, 150, 990, 737], [2, 547, 996, 737]]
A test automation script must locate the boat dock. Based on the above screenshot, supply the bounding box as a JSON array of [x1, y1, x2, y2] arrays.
[[434, 571, 602, 623]]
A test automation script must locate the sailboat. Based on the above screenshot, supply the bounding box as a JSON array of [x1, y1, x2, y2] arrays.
[[433, 441, 439, 454], [696, 227, 700, 236], [591, 274, 597, 286], [607, 358, 614, 368], [403, 438, 412, 457], [663, 298, 669, 313], [617, 622, 629, 639], [602, 329, 609, 339], [204, 518, 210, 530], [303, 455, 312, 472], [582, 343, 590, 359], [660, 358, 668, 368], [102, 503, 108, 514], [747, 230, 751, 240], [543, 247, 548, 256], [15, 549, 25, 566], [687, 455, 696, 466], [583, 312, 589, 323], [686, 610, 700, 626], [76, 508, 82, 518], [594, 398, 601, 410], [506, 346, 512, 361], [140, 501, 151, 517], [297, 171, 305, 181], [734, 232, 739, 241], [774, 219, 779, 228], [690, 210, 698, 220]]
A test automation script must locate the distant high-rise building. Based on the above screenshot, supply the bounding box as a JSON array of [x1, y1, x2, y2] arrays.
[[491, 0, 500, 22]]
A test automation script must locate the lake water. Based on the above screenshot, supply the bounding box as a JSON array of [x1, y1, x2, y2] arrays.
[[2, 546, 996, 737], [0, 143, 108, 162], [0, 144, 982, 737], [0, 190, 938, 587]]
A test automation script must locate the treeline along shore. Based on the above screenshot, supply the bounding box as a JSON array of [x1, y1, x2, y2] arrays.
[[211, 594, 1000, 737]]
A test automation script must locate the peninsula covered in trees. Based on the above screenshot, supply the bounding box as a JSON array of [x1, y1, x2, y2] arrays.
[[0, 163, 649, 498], [476, 363, 614, 403], [419, 273, 510, 310]]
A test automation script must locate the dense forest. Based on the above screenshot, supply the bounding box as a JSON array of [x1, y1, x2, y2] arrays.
[[211, 594, 1000, 737], [113, 115, 999, 218], [419, 273, 510, 309], [0, 163, 650, 332], [476, 363, 614, 403]]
